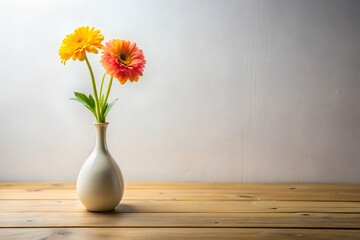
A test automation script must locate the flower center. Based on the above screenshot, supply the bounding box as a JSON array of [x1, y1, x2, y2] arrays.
[[118, 53, 131, 65]]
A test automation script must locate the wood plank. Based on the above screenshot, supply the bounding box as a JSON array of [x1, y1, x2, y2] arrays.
[[2, 182, 360, 190], [1, 183, 360, 239], [1, 199, 360, 213], [127, 182, 360, 191], [1, 212, 359, 228], [1, 188, 360, 201], [1, 228, 360, 240], [0, 182, 76, 189]]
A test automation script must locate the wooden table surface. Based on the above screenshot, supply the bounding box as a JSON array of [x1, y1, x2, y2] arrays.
[[0, 182, 360, 239]]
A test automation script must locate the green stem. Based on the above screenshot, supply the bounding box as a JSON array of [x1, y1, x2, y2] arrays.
[[99, 72, 106, 100], [103, 76, 114, 109], [84, 55, 101, 122]]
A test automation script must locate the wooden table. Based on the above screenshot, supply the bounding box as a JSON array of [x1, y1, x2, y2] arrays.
[[0, 183, 360, 239]]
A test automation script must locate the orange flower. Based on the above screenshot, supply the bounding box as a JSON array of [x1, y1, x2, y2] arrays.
[[100, 39, 146, 84], [59, 26, 104, 64]]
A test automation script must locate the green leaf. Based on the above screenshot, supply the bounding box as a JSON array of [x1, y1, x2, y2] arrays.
[[103, 98, 118, 118], [71, 94, 86, 107], [70, 92, 97, 118], [88, 94, 95, 109], [73, 92, 90, 107]]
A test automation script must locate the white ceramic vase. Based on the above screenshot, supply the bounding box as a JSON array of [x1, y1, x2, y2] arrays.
[[76, 122, 124, 212]]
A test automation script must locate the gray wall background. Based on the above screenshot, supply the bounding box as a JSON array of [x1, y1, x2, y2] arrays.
[[0, 0, 359, 183]]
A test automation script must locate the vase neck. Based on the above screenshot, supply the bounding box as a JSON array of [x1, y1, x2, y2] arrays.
[[94, 122, 109, 152]]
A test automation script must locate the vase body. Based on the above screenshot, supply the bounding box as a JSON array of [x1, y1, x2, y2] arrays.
[[76, 122, 124, 212]]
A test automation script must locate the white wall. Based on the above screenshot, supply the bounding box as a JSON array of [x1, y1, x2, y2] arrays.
[[0, 0, 359, 183]]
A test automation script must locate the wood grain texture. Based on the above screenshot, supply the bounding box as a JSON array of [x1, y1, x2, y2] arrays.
[[1, 182, 360, 239], [1, 212, 360, 228], [1, 200, 360, 213], [2, 182, 360, 190], [1, 228, 360, 240], [1, 182, 360, 201]]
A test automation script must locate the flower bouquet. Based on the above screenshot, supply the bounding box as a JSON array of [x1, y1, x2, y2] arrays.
[[59, 26, 146, 122]]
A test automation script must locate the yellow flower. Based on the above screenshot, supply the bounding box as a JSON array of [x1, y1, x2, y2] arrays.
[[59, 26, 104, 64]]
